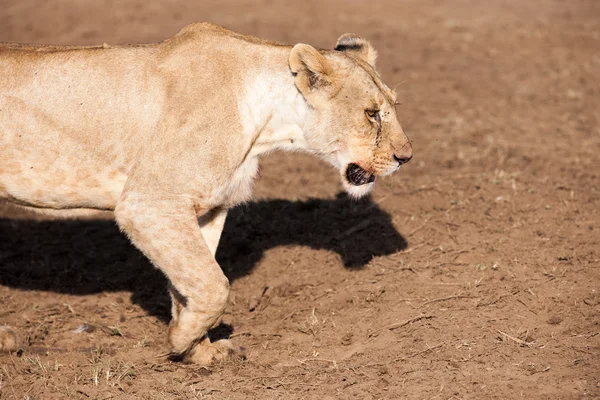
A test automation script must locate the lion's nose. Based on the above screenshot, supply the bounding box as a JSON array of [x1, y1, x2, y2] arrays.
[[393, 143, 413, 165], [394, 154, 412, 165]]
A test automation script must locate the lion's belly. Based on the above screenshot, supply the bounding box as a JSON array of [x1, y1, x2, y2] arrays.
[[0, 158, 128, 210], [0, 100, 130, 210]]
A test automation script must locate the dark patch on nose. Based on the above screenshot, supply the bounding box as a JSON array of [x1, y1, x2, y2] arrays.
[[346, 163, 375, 186], [393, 154, 413, 165]]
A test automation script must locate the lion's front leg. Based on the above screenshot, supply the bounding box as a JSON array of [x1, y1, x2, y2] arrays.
[[198, 207, 228, 258], [169, 207, 229, 323], [115, 197, 236, 364]]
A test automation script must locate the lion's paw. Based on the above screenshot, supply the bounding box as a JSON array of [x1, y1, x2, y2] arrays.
[[0, 326, 19, 353], [183, 338, 245, 365]]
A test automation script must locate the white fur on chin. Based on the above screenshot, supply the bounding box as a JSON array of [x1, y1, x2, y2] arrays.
[[342, 178, 375, 199]]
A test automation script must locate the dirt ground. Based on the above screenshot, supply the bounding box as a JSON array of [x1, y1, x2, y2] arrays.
[[1, 0, 599, 398]]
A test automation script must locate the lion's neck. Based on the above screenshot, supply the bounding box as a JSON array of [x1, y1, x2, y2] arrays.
[[240, 68, 310, 158]]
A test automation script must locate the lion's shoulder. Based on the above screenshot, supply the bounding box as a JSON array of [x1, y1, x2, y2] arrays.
[[170, 22, 288, 48]]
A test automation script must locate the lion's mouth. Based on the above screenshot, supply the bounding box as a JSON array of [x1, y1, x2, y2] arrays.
[[346, 163, 375, 186]]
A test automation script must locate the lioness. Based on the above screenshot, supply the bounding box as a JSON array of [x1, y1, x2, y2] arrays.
[[0, 23, 412, 364]]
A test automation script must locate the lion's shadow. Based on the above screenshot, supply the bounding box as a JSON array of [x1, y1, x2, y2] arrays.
[[0, 193, 407, 321]]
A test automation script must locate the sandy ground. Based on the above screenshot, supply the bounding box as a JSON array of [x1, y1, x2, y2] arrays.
[[1, 0, 599, 398]]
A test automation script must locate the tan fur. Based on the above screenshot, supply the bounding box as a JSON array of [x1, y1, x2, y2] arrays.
[[0, 23, 412, 363], [0, 326, 19, 352]]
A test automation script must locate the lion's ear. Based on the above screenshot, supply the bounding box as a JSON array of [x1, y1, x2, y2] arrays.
[[289, 44, 333, 97], [334, 33, 378, 67]]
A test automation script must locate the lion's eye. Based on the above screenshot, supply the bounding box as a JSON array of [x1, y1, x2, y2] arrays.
[[365, 109, 381, 122]]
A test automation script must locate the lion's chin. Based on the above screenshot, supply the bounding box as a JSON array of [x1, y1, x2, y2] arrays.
[[341, 178, 375, 199], [339, 162, 376, 198]]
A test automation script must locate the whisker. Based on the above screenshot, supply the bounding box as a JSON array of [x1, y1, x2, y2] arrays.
[[392, 80, 406, 92]]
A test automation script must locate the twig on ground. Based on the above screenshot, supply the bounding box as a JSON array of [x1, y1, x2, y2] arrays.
[[418, 294, 473, 308], [234, 372, 308, 383], [517, 298, 538, 315], [230, 331, 251, 338], [476, 290, 520, 308], [397, 243, 427, 254], [396, 343, 445, 361], [297, 358, 338, 366], [369, 314, 435, 337], [531, 366, 551, 374], [408, 218, 431, 237], [497, 330, 532, 347]]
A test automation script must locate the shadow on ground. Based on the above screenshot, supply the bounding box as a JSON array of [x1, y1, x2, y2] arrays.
[[0, 193, 407, 321]]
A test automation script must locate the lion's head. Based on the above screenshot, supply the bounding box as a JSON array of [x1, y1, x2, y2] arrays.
[[289, 34, 412, 198]]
